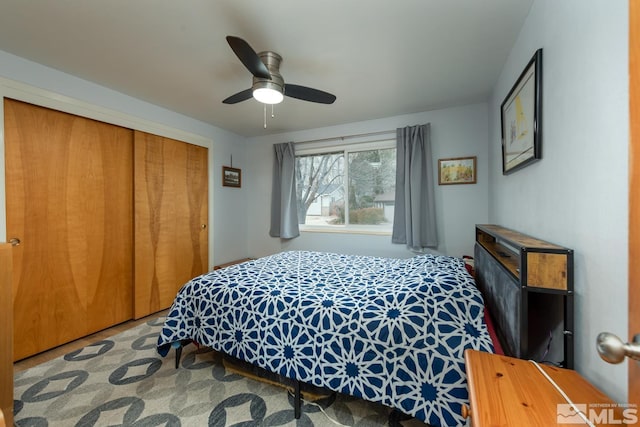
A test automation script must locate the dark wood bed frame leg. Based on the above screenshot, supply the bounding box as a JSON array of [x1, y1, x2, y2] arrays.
[[294, 379, 301, 419]]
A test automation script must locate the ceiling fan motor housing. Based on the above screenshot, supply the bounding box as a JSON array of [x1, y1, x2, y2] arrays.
[[252, 51, 284, 95]]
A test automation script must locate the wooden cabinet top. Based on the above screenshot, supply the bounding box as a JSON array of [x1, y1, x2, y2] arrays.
[[464, 350, 627, 426], [475, 224, 573, 290], [213, 258, 254, 270], [476, 224, 570, 252]]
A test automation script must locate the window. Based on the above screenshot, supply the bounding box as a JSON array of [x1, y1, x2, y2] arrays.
[[295, 140, 396, 233]]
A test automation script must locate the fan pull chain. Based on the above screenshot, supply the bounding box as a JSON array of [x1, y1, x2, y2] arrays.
[[262, 104, 276, 128]]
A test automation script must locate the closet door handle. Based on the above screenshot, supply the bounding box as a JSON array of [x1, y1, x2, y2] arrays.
[[9, 237, 20, 246]]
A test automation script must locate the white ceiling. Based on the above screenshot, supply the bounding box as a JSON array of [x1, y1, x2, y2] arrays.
[[0, 0, 533, 137]]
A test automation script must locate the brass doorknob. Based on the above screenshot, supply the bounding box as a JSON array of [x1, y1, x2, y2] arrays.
[[9, 237, 20, 246]]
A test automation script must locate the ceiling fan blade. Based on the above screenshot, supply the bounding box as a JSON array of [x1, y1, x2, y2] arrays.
[[226, 36, 271, 80], [284, 84, 336, 104], [222, 88, 253, 104]]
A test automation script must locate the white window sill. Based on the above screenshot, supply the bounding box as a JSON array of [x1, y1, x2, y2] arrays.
[[300, 226, 392, 236]]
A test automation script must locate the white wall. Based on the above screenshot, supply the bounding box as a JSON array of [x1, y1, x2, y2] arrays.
[[0, 50, 250, 268], [488, 0, 628, 401], [246, 103, 490, 259]]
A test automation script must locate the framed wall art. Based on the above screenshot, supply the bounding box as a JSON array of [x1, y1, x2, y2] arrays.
[[438, 156, 477, 185], [501, 48, 543, 175], [222, 166, 241, 188]]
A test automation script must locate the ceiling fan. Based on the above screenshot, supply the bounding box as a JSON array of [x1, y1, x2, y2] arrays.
[[222, 36, 337, 106]]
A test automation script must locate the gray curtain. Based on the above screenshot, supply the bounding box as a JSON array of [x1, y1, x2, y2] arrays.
[[392, 124, 438, 249], [269, 142, 300, 239]]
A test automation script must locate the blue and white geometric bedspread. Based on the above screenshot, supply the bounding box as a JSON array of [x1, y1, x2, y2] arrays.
[[157, 251, 493, 426]]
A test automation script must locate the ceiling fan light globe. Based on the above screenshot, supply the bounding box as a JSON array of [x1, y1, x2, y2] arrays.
[[253, 87, 283, 104]]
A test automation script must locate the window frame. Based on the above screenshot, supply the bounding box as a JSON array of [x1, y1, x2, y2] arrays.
[[295, 138, 397, 235]]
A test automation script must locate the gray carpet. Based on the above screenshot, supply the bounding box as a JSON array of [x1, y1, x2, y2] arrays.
[[13, 317, 429, 426]]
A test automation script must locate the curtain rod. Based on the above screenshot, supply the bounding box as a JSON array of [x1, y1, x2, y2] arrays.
[[293, 129, 396, 145]]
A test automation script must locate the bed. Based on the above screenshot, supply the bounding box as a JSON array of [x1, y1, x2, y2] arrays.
[[157, 250, 494, 426]]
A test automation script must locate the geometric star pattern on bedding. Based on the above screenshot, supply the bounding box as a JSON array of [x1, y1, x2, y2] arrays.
[[158, 250, 494, 426]]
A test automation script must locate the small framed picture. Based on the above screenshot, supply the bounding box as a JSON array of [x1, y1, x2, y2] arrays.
[[438, 156, 477, 185], [222, 166, 241, 188]]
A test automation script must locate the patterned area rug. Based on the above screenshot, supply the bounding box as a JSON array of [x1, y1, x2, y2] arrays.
[[14, 317, 431, 426]]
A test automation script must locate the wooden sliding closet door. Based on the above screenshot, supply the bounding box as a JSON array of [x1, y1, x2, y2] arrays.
[[134, 131, 208, 318], [5, 99, 134, 360]]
